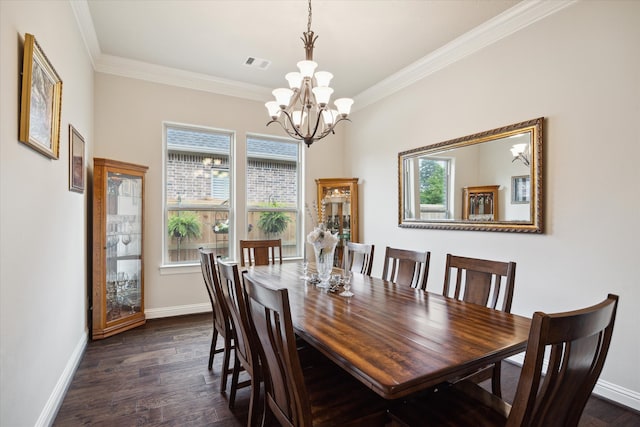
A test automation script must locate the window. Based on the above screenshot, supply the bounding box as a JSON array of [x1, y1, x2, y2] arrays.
[[164, 124, 233, 264], [418, 157, 451, 219], [246, 135, 302, 259]]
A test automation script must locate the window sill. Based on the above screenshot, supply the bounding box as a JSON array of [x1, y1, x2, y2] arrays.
[[159, 263, 201, 275]]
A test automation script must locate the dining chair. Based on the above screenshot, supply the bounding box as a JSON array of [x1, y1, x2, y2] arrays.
[[388, 294, 619, 427], [381, 246, 430, 290], [442, 253, 517, 397], [343, 241, 375, 276], [242, 273, 389, 427], [239, 239, 283, 267], [217, 260, 262, 427], [198, 248, 235, 393]]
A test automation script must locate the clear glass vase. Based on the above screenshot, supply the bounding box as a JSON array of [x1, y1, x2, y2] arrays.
[[313, 242, 336, 288]]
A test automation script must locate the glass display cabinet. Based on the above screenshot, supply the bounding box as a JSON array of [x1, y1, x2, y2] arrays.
[[315, 178, 359, 267], [462, 185, 500, 221], [92, 158, 148, 339]]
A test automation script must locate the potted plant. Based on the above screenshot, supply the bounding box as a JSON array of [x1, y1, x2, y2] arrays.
[[257, 200, 291, 238], [168, 211, 202, 261]]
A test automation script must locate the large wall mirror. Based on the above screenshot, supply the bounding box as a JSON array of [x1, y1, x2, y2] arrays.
[[398, 117, 543, 233]]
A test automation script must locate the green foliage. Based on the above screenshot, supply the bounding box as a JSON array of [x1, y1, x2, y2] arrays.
[[420, 159, 446, 204], [257, 201, 291, 237], [168, 212, 202, 261]]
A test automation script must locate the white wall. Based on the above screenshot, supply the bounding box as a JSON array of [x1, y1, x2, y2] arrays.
[[346, 1, 640, 408], [0, 1, 94, 426], [94, 73, 344, 317]]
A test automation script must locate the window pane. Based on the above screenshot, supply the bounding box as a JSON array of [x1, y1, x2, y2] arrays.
[[167, 209, 230, 262], [419, 158, 450, 219], [246, 137, 298, 209], [246, 135, 301, 258], [165, 125, 232, 264]]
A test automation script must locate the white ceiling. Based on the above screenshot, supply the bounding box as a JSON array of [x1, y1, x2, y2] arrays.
[[73, 1, 572, 108]]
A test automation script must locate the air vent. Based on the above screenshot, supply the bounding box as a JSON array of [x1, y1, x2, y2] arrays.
[[244, 56, 271, 70]]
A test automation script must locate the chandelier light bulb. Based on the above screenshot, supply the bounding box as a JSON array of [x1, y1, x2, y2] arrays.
[[292, 110, 307, 128], [334, 98, 354, 116], [321, 109, 338, 125], [314, 71, 333, 87], [311, 86, 333, 106], [272, 88, 294, 108], [297, 60, 318, 78], [265, 101, 280, 119], [285, 72, 303, 89]]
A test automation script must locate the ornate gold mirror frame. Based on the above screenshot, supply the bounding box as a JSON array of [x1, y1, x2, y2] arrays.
[[398, 117, 543, 233]]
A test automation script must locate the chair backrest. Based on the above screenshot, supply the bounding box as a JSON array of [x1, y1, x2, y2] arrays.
[[443, 254, 516, 312], [242, 273, 312, 427], [199, 248, 229, 334], [507, 294, 619, 427], [217, 260, 257, 375], [381, 247, 430, 290], [343, 242, 375, 276], [239, 239, 283, 267]]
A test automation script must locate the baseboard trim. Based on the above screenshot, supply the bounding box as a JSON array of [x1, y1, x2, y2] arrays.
[[507, 354, 640, 412], [145, 303, 211, 319], [36, 330, 88, 427]]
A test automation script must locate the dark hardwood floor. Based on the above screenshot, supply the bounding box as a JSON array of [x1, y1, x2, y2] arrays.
[[53, 313, 639, 426]]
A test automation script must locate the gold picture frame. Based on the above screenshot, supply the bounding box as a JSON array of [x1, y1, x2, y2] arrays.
[[69, 125, 85, 193], [19, 33, 63, 159]]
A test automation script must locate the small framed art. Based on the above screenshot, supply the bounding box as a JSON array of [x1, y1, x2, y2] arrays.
[[69, 125, 85, 193], [19, 33, 63, 159], [511, 175, 530, 204]]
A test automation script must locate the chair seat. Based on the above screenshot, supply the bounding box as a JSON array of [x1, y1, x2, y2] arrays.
[[389, 381, 509, 427]]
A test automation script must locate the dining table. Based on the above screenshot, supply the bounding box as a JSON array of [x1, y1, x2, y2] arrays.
[[245, 262, 531, 400]]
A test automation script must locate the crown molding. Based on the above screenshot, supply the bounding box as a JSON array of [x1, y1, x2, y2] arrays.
[[95, 54, 271, 101], [70, 0, 576, 108], [353, 0, 578, 111], [69, 0, 100, 68]]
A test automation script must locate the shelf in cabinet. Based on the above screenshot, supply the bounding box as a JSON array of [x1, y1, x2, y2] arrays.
[[116, 255, 141, 261]]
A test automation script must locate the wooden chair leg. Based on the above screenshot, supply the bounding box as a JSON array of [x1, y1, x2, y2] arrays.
[[208, 328, 218, 370], [491, 361, 502, 398], [229, 355, 241, 408], [220, 336, 232, 393], [248, 376, 261, 427]]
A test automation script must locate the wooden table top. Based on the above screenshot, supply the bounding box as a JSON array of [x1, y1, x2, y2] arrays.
[[246, 262, 531, 400]]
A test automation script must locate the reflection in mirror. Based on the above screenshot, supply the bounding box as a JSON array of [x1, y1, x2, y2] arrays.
[[399, 117, 543, 233]]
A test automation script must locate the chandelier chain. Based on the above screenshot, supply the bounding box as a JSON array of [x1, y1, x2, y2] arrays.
[[307, 0, 312, 33]]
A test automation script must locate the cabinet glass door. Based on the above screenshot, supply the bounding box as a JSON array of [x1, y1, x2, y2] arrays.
[[316, 178, 359, 268], [106, 171, 143, 323]]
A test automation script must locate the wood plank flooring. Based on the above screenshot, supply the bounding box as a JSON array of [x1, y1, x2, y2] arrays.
[[53, 313, 639, 426]]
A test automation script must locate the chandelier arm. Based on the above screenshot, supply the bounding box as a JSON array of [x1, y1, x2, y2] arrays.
[[307, 107, 325, 141], [317, 117, 351, 140], [278, 109, 310, 141], [266, 118, 304, 141], [287, 88, 302, 112]]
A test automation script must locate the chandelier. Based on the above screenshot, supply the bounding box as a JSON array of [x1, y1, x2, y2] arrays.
[[265, 0, 353, 147]]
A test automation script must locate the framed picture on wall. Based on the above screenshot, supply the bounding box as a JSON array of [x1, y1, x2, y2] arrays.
[[19, 33, 63, 159], [511, 175, 530, 204], [69, 125, 85, 193]]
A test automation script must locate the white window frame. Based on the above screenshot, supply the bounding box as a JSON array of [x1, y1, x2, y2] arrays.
[[161, 122, 235, 271], [245, 133, 304, 260]]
